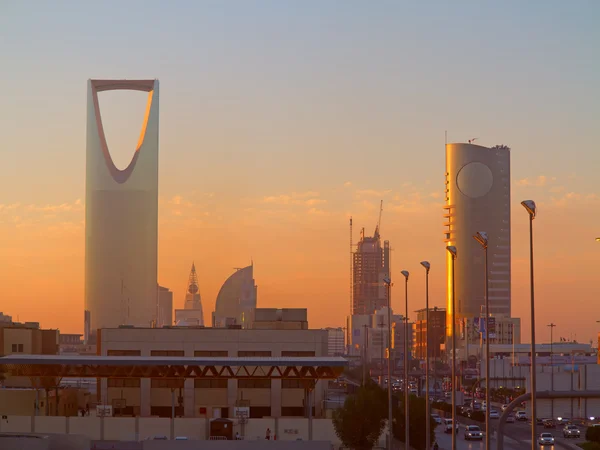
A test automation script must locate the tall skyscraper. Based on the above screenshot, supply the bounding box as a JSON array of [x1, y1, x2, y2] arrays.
[[444, 142, 511, 336], [174, 263, 204, 326], [212, 264, 257, 328], [352, 225, 390, 315], [84, 79, 159, 341]]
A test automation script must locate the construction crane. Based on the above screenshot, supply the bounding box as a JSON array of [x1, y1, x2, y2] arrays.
[[374, 200, 383, 239]]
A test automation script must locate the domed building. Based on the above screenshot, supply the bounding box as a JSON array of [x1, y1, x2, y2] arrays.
[[212, 264, 257, 328]]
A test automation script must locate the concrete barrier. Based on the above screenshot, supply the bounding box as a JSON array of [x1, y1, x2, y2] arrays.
[[142, 440, 332, 450], [0, 432, 89, 450]]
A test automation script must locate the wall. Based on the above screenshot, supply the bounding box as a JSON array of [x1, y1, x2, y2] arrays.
[[525, 364, 600, 419], [0, 416, 347, 446]]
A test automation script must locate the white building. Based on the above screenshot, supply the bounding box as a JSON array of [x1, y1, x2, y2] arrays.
[[85, 79, 160, 342], [157, 285, 173, 327], [325, 328, 345, 356]]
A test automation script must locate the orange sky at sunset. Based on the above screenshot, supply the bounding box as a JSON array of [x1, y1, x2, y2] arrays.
[[1, 176, 599, 345]]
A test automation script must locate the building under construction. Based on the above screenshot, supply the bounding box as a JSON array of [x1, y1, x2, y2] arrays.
[[351, 205, 390, 315]]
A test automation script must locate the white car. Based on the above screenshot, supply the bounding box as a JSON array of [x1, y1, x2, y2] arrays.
[[464, 425, 483, 441], [563, 425, 581, 438], [431, 413, 442, 424], [489, 410, 500, 419], [444, 419, 459, 434], [515, 411, 528, 421], [538, 433, 555, 446]]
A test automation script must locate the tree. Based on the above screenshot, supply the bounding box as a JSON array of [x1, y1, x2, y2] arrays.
[[393, 395, 437, 450], [333, 382, 387, 450]]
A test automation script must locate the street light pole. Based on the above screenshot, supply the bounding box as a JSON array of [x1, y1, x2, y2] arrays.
[[384, 276, 393, 450], [522, 200, 537, 450], [473, 232, 490, 450], [446, 246, 457, 450], [420, 261, 431, 450], [548, 323, 556, 419], [401, 270, 410, 450]]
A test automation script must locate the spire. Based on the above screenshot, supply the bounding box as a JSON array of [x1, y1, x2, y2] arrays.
[[187, 262, 199, 295]]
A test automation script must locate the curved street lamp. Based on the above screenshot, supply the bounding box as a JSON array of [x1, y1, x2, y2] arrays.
[[446, 246, 457, 450], [383, 275, 393, 450], [420, 261, 431, 450], [401, 270, 410, 450], [521, 200, 537, 450], [473, 231, 490, 450]]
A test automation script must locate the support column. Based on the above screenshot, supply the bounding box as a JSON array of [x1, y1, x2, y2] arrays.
[[271, 379, 282, 418], [140, 379, 151, 416], [184, 379, 194, 417]]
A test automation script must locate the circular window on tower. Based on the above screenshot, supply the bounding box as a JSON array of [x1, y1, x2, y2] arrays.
[[456, 162, 494, 198]]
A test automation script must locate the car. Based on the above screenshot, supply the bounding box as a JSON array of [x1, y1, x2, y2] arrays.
[[515, 411, 528, 422], [431, 414, 443, 425], [489, 410, 500, 419], [538, 433, 555, 446], [501, 404, 508, 411], [543, 419, 556, 429], [464, 425, 483, 441], [152, 436, 168, 440], [473, 402, 482, 411], [563, 425, 581, 438], [444, 419, 459, 434], [505, 414, 515, 423]]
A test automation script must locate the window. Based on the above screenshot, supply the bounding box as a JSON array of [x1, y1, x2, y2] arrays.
[[151, 350, 184, 357], [282, 351, 315, 357], [282, 379, 302, 389], [194, 379, 228, 388], [238, 379, 271, 389], [282, 406, 313, 417], [107, 378, 141, 388], [238, 351, 271, 357], [151, 379, 185, 388], [194, 350, 228, 357], [249, 407, 271, 418], [107, 350, 141, 356], [11, 344, 17, 352], [18, 344, 23, 352]]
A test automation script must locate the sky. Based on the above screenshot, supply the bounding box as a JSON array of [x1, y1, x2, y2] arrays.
[[0, 1, 599, 344]]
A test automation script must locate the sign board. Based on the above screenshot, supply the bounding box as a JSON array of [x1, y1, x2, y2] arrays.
[[96, 405, 113, 417], [234, 406, 249, 419]]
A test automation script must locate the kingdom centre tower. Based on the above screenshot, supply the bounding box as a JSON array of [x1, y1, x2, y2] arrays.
[[84, 79, 159, 343]]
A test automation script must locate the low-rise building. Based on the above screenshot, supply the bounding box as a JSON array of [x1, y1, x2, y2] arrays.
[[324, 327, 344, 356], [98, 326, 329, 419]]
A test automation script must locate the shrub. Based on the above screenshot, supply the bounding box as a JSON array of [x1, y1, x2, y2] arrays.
[[585, 427, 600, 443]]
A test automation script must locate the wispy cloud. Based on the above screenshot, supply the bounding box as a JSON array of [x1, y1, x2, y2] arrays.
[[261, 191, 322, 206], [355, 189, 392, 198], [550, 192, 599, 208], [516, 175, 556, 187], [343, 181, 352, 187]]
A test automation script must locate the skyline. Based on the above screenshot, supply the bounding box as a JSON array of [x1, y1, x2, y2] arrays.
[[1, 2, 599, 343]]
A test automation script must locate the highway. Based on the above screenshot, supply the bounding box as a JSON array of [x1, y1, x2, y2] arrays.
[[501, 420, 586, 450], [433, 418, 587, 450]]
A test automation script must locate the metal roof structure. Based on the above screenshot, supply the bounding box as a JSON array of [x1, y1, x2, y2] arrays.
[[0, 355, 347, 381]]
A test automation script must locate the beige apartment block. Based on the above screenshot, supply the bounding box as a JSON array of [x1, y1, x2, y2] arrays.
[[98, 327, 329, 419]]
